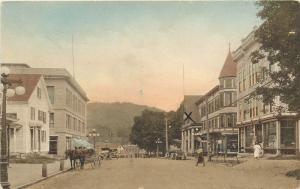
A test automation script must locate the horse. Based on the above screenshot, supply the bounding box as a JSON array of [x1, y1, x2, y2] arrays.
[[65, 149, 79, 169]]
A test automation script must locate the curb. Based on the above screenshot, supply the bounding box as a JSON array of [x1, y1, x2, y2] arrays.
[[13, 168, 72, 189]]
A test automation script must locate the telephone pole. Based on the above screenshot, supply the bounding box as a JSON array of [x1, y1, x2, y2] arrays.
[[165, 118, 169, 156]]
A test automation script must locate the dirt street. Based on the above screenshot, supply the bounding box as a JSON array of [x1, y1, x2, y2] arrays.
[[27, 158, 300, 189]]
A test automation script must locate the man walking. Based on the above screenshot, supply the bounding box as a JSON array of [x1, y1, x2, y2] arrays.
[[195, 148, 205, 167]]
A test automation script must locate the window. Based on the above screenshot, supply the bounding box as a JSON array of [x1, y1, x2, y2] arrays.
[[73, 117, 77, 130], [50, 113, 54, 128], [38, 110, 43, 121], [41, 131, 47, 142], [37, 87, 42, 99], [82, 122, 85, 134], [280, 120, 296, 148], [66, 89, 72, 107], [245, 126, 254, 147], [30, 128, 34, 150], [78, 120, 81, 132], [224, 92, 232, 106], [224, 79, 232, 89], [73, 95, 76, 110], [227, 114, 234, 128], [49, 136, 58, 154], [66, 114, 71, 129], [31, 107, 35, 120], [66, 137, 72, 150], [220, 114, 226, 128], [47, 86, 55, 104], [263, 122, 277, 148], [43, 112, 47, 123]]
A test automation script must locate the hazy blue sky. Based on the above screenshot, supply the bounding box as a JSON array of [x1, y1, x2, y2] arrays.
[[1, 1, 260, 110]]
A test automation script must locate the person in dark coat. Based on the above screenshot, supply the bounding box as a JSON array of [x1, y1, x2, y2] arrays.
[[195, 148, 205, 167]]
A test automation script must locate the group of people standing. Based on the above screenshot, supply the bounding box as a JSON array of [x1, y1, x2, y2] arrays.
[[195, 141, 264, 167]]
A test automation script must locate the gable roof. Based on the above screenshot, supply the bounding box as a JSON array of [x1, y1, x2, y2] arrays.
[[7, 74, 41, 102], [219, 50, 237, 78]]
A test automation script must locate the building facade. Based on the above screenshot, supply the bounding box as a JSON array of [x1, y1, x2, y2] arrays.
[[6, 74, 51, 154], [181, 95, 202, 155], [234, 31, 300, 155], [5, 64, 89, 157], [196, 50, 238, 154]]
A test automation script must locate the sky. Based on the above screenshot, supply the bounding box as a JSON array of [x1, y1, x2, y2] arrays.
[[0, 1, 261, 111]]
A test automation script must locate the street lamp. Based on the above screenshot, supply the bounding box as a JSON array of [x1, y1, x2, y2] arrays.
[[87, 128, 100, 151], [0, 66, 25, 189], [164, 118, 172, 157], [155, 138, 162, 158]]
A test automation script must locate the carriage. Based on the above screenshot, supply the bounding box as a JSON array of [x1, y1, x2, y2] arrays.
[[65, 138, 101, 170]]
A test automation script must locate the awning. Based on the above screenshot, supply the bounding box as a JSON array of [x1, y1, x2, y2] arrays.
[[71, 138, 93, 149]]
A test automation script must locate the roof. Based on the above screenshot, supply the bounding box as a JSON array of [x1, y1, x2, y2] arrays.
[[6, 65, 89, 101], [195, 85, 219, 105], [7, 74, 42, 102], [219, 50, 237, 78], [1, 63, 31, 68], [182, 95, 202, 123]]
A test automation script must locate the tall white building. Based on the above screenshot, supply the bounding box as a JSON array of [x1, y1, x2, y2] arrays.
[[4, 64, 89, 157], [6, 74, 51, 154], [196, 50, 238, 154], [234, 31, 299, 155]]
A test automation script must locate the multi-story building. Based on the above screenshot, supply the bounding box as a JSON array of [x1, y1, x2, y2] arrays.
[[5, 64, 89, 157], [181, 95, 202, 155], [234, 31, 299, 155], [6, 74, 51, 154], [195, 50, 238, 154]]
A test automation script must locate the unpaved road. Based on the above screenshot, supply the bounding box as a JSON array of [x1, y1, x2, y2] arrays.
[[27, 158, 300, 189]]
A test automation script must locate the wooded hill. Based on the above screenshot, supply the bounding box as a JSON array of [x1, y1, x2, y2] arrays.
[[87, 102, 162, 144]]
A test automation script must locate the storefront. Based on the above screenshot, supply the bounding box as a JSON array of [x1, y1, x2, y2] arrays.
[[238, 119, 298, 155]]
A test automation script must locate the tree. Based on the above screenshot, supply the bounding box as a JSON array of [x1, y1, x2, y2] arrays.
[[166, 104, 184, 146], [251, 1, 300, 113], [129, 106, 184, 152], [129, 110, 165, 152]]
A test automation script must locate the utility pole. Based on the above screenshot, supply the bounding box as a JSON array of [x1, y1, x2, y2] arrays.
[[165, 118, 169, 156], [205, 98, 211, 161]]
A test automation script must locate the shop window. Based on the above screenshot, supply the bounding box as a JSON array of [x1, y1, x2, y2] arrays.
[[263, 122, 277, 148], [280, 120, 296, 148], [245, 126, 254, 147]]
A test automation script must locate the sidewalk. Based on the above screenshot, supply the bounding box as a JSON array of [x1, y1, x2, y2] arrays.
[[9, 160, 71, 189]]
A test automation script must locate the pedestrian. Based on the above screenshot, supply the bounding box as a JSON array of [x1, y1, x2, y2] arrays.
[[253, 142, 262, 160], [195, 148, 205, 167], [79, 147, 86, 169]]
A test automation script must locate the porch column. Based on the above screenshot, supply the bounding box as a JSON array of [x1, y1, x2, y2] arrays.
[[297, 120, 300, 156], [238, 128, 240, 153], [262, 124, 265, 149], [33, 127, 36, 151], [13, 128, 17, 153], [224, 135, 228, 158], [253, 124, 256, 146], [181, 131, 184, 151], [187, 129, 191, 153], [243, 127, 246, 151], [191, 128, 195, 153], [276, 121, 281, 155], [183, 130, 186, 153]]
